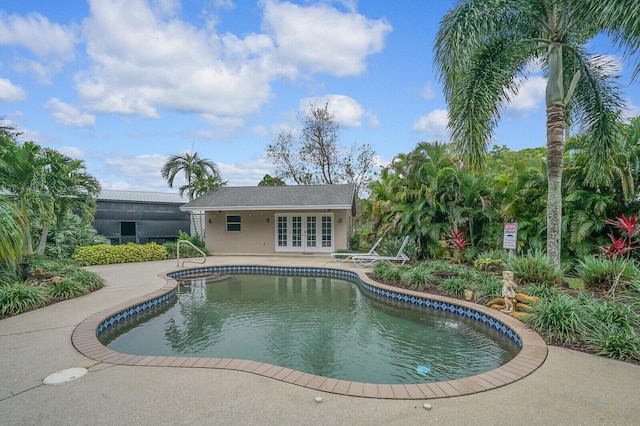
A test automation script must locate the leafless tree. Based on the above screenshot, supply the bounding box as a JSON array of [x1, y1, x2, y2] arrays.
[[265, 102, 377, 197]]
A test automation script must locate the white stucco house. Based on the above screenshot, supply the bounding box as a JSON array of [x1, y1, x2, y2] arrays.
[[180, 184, 356, 255]]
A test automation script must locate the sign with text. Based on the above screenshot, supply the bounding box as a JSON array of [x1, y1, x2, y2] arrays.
[[503, 222, 518, 250]]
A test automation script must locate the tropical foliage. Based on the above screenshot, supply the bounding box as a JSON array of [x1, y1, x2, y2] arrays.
[[0, 134, 101, 258], [434, 0, 640, 266]]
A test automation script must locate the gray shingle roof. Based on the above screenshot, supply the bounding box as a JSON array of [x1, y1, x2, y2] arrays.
[[98, 190, 186, 204], [181, 184, 355, 212]]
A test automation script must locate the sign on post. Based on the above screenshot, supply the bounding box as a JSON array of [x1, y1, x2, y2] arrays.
[[503, 222, 518, 250]]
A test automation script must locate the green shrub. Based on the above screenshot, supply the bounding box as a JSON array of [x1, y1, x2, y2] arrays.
[[373, 262, 405, 283], [72, 242, 167, 265], [0, 282, 48, 316], [585, 326, 640, 361], [0, 268, 19, 286], [178, 231, 206, 250], [576, 256, 639, 293], [523, 283, 563, 299], [439, 277, 467, 297], [474, 249, 509, 272], [475, 273, 502, 301], [527, 292, 586, 344], [348, 226, 374, 251], [65, 268, 104, 291], [506, 250, 562, 286], [402, 264, 435, 290], [48, 279, 87, 300]]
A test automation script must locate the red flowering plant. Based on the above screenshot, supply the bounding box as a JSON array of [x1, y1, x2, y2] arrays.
[[599, 214, 640, 259], [448, 229, 469, 263]]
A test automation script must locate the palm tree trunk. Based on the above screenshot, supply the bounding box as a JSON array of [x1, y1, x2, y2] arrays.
[[37, 223, 50, 255], [546, 104, 565, 267]]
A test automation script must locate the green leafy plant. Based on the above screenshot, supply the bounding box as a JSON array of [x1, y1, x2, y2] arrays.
[[64, 268, 104, 291], [585, 326, 640, 361], [372, 262, 404, 283], [577, 256, 639, 294], [48, 279, 87, 300], [475, 273, 502, 301], [439, 276, 467, 297], [527, 292, 586, 345], [0, 282, 48, 316], [402, 264, 435, 290], [506, 250, 562, 286]]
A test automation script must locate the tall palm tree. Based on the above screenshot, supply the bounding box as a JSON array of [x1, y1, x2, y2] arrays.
[[434, 0, 638, 266], [161, 152, 222, 201], [36, 149, 101, 255]]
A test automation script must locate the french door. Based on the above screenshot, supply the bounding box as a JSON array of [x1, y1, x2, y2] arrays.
[[275, 213, 333, 252]]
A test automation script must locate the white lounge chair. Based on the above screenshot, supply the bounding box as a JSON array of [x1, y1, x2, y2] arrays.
[[351, 236, 410, 268], [331, 237, 383, 262]]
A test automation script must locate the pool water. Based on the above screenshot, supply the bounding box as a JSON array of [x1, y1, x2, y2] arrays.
[[99, 273, 519, 384]]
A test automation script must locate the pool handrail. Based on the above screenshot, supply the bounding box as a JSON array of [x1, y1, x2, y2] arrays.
[[176, 240, 207, 267]]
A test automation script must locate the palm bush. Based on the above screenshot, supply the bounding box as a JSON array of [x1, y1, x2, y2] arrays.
[[0, 282, 48, 316], [506, 250, 562, 286]]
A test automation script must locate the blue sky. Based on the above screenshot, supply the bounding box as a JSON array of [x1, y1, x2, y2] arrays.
[[1, 0, 639, 191]]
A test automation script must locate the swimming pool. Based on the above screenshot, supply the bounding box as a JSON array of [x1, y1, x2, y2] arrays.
[[98, 270, 519, 384], [72, 264, 548, 399]]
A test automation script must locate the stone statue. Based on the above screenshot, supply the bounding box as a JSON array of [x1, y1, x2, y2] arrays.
[[501, 270, 517, 313]]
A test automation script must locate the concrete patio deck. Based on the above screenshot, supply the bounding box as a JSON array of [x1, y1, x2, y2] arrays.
[[1, 256, 639, 425]]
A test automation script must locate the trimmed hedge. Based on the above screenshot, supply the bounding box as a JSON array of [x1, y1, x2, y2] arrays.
[[72, 242, 167, 266]]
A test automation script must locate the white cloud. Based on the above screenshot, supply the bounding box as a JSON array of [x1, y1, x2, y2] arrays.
[[0, 11, 76, 83], [591, 54, 623, 76], [218, 157, 274, 186], [412, 109, 449, 139], [300, 94, 365, 128], [72, 0, 390, 138], [623, 97, 640, 121], [98, 151, 271, 190], [262, 0, 392, 77], [507, 76, 546, 117], [102, 153, 169, 191], [421, 83, 436, 100], [0, 77, 26, 101], [58, 146, 85, 159], [78, 0, 276, 119], [365, 110, 379, 129], [0, 12, 76, 59], [45, 98, 96, 127]]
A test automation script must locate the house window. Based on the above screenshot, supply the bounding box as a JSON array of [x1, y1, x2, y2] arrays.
[[226, 215, 241, 232], [322, 215, 332, 247], [277, 216, 287, 247], [292, 216, 302, 247]]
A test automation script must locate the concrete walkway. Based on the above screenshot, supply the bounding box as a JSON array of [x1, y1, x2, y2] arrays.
[[1, 256, 639, 425]]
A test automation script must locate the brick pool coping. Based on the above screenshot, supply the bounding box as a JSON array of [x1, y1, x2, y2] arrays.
[[71, 266, 548, 400]]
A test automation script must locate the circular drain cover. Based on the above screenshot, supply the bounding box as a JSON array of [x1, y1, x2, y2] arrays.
[[43, 368, 88, 385]]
